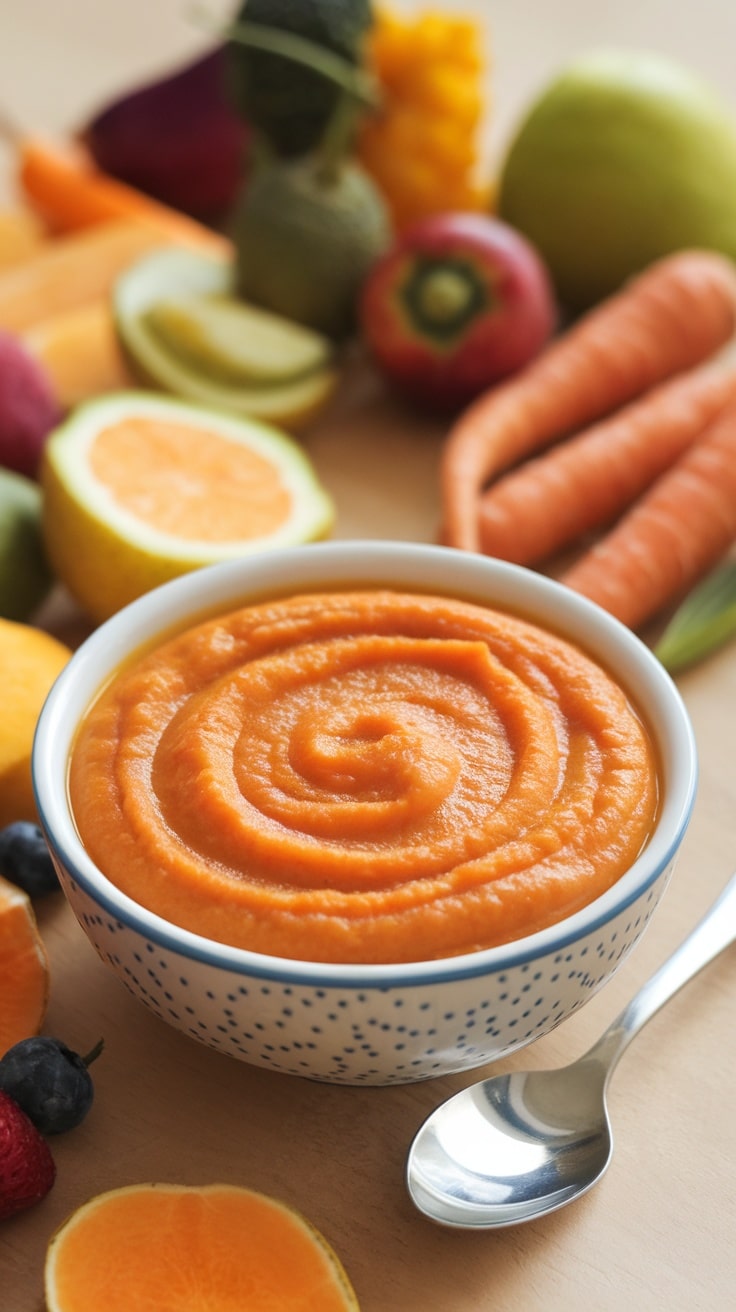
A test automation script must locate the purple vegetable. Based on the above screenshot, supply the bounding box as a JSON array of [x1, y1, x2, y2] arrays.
[[83, 47, 249, 223]]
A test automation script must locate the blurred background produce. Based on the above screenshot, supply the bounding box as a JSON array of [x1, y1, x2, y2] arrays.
[[498, 47, 736, 312], [356, 6, 491, 231], [82, 47, 249, 224], [359, 212, 556, 408], [1, 0, 736, 656]]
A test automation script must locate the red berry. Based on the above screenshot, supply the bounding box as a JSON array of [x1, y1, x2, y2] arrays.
[[0, 1090, 56, 1220], [0, 330, 61, 480]]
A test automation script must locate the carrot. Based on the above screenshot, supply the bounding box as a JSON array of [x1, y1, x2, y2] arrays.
[[559, 397, 736, 629], [440, 250, 736, 553], [478, 363, 736, 565], [17, 137, 232, 260]]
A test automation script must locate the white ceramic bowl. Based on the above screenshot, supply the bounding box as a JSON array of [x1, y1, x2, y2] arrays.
[[32, 541, 697, 1086]]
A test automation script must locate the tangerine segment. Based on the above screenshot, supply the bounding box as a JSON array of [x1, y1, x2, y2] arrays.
[[0, 874, 49, 1057], [45, 1183, 360, 1312]]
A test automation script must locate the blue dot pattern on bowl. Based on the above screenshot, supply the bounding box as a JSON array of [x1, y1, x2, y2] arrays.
[[62, 872, 668, 1086]]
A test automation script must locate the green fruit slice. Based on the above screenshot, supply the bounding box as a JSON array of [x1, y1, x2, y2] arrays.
[[113, 248, 339, 429], [144, 294, 333, 386], [0, 468, 54, 622]]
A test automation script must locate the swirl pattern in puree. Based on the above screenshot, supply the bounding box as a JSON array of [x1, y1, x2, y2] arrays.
[[69, 590, 659, 964]]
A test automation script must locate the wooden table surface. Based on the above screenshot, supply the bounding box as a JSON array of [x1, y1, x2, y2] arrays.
[[3, 3, 736, 1308]]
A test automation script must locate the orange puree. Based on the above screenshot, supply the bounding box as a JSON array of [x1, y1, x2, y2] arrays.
[[68, 590, 659, 964]]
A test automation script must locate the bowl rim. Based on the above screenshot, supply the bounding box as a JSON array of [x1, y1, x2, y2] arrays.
[[33, 540, 698, 988]]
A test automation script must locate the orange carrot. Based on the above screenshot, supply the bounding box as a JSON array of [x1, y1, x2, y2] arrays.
[[560, 397, 736, 629], [478, 364, 736, 565], [440, 250, 736, 553], [18, 137, 232, 260]]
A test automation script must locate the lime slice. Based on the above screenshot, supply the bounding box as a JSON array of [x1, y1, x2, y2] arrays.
[[41, 391, 335, 622], [144, 294, 333, 385], [113, 248, 339, 430]]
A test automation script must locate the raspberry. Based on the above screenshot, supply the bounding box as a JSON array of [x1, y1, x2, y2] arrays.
[[0, 1089, 56, 1220]]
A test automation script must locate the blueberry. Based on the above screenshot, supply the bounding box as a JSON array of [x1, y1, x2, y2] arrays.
[[0, 821, 59, 897], [0, 1036, 103, 1134]]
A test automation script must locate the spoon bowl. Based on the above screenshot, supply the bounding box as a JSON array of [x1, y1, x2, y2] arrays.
[[408, 1057, 612, 1228], [408, 870, 736, 1227]]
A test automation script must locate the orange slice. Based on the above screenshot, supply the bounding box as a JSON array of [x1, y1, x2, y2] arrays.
[[24, 299, 136, 409], [0, 873, 49, 1056], [41, 391, 335, 623], [45, 1182, 361, 1312], [0, 618, 71, 826]]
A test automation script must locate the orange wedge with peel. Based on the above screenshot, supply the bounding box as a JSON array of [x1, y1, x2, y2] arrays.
[[45, 1182, 361, 1312], [0, 619, 71, 826], [41, 391, 335, 624], [0, 873, 50, 1057]]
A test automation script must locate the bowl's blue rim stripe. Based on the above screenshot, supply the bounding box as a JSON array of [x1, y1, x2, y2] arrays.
[[53, 788, 696, 991]]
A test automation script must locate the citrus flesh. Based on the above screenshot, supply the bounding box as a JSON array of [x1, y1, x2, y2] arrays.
[[41, 391, 334, 623], [0, 873, 49, 1056], [114, 247, 339, 429], [0, 618, 71, 825], [45, 1182, 361, 1312]]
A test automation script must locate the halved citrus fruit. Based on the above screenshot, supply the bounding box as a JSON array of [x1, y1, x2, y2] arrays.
[[114, 247, 339, 429], [41, 391, 335, 623], [0, 618, 71, 825], [0, 873, 49, 1056], [45, 1182, 361, 1312]]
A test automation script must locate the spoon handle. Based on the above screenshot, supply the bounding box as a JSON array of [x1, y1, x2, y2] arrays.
[[587, 870, 736, 1074]]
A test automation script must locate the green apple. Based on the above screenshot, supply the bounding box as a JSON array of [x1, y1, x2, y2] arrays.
[[498, 49, 736, 312], [0, 467, 54, 621]]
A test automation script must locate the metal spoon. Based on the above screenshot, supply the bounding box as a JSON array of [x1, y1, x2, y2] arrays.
[[407, 871, 736, 1229]]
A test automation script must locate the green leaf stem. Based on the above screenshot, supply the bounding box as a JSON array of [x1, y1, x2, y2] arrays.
[[654, 558, 736, 672]]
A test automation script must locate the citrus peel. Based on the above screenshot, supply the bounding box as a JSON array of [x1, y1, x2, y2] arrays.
[[45, 1182, 361, 1311], [0, 618, 71, 826], [0, 873, 49, 1057], [114, 247, 340, 428], [41, 391, 334, 623]]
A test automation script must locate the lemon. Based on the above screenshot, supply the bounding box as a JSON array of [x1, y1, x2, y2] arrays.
[[114, 248, 339, 429], [0, 618, 70, 826], [41, 391, 335, 624]]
